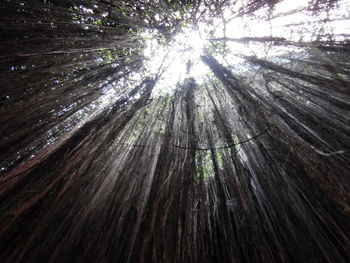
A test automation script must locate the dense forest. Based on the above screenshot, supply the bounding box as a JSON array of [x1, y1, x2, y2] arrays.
[[1, 0, 350, 262]]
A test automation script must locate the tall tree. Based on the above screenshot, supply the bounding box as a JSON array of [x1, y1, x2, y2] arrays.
[[1, 0, 349, 262]]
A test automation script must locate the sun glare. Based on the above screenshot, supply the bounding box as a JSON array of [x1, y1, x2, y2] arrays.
[[142, 0, 350, 97], [143, 25, 211, 96]]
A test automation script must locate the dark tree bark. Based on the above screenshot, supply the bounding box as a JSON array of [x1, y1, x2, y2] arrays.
[[0, 1, 349, 263]]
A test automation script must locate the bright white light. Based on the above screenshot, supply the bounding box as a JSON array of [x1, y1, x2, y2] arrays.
[[141, 0, 350, 96], [143, 26, 211, 96], [214, 0, 350, 62]]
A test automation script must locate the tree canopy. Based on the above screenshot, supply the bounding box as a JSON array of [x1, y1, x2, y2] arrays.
[[1, 0, 350, 262]]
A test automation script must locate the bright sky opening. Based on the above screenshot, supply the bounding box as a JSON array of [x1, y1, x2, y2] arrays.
[[141, 0, 350, 96]]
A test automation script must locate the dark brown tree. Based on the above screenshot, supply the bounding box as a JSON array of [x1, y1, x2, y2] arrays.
[[1, 0, 349, 262]]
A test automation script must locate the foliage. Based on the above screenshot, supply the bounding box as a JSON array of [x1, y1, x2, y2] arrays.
[[0, 1, 349, 263]]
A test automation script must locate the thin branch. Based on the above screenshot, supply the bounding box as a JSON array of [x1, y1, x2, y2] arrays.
[[171, 126, 271, 151], [313, 148, 349, 156], [208, 36, 287, 43]]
